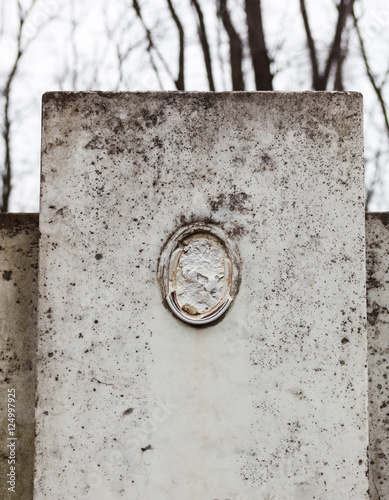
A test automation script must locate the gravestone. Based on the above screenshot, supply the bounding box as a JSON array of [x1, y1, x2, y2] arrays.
[[34, 91, 368, 499]]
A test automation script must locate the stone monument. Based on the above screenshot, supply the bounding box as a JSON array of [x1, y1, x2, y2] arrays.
[[31, 91, 369, 499]]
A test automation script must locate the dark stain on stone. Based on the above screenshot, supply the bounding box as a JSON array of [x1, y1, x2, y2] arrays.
[[2, 270, 12, 281], [141, 444, 152, 452], [341, 337, 349, 344], [176, 214, 219, 229], [85, 136, 105, 150], [95, 253, 103, 260], [210, 192, 250, 213], [123, 408, 134, 417], [368, 212, 389, 227], [0, 213, 39, 231], [255, 152, 276, 172], [96, 91, 118, 100], [226, 225, 246, 238], [367, 304, 381, 326]]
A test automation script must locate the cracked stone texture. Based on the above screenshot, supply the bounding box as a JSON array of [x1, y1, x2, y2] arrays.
[[35, 91, 368, 500], [366, 213, 389, 500], [175, 233, 228, 314], [0, 214, 39, 500]]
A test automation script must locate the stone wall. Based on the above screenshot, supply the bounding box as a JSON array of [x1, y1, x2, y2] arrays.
[[0, 214, 388, 499], [0, 214, 39, 500], [366, 213, 389, 500]]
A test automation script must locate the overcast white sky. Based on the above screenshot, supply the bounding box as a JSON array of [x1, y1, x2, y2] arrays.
[[1, 0, 389, 211]]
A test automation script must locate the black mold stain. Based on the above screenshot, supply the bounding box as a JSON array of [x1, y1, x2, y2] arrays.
[[367, 303, 385, 327], [2, 270, 12, 281], [210, 192, 250, 213], [123, 408, 134, 417], [95, 253, 103, 260], [141, 444, 152, 452], [85, 136, 105, 150], [368, 212, 389, 227]]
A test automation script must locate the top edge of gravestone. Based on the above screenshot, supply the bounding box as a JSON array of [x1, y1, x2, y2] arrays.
[[42, 90, 363, 104], [366, 212, 389, 225], [0, 213, 39, 230]]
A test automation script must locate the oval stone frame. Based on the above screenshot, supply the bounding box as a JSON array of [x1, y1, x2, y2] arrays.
[[158, 224, 240, 325]]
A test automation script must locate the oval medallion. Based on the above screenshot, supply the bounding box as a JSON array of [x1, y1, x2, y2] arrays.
[[159, 224, 240, 325]]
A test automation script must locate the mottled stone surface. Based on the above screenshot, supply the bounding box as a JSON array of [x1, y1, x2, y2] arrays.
[[0, 214, 39, 500], [366, 213, 389, 500], [35, 92, 368, 499]]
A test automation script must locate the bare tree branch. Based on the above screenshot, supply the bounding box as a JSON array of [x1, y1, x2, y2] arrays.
[[365, 151, 382, 210], [245, 0, 273, 90], [166, 0, 185, 90], [217, 0, 244, 90], [321, 0, 355, 90], [216, 14, 227, 91], [70, 0, 80, 89], [299, 0, 319, 88], [333, 49, 345, 91], [353, 9, 389, 138], [300, 0, 354, 90], [190, 0, 215, 91], [0, 2, 5, 41], [133, 0, 175, 88], [2, 3, 27, 211], [102, 4, 143, 90], [0, 0, 55, 211], [334, 17, 353, 92]]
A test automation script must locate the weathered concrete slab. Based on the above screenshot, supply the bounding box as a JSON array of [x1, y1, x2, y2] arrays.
[[35, 91, 368, 499], [366, 213, 389, 500], [0, 214, 39, 500]]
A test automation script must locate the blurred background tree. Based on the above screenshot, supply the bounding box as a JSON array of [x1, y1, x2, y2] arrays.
[[0, 0, 388, 212]]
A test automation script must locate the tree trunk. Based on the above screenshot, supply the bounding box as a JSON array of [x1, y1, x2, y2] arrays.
[[245, 0, 273, 90], [217, 0, 244, 90]]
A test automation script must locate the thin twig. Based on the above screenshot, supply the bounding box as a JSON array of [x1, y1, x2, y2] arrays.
[[322, 0, 354, 90], [353, 9, 389, 138], [132, 0, 175, 87], [365, 151, 381, 210], [299, 0, 319, 88], [1, 0, 44, 211]]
